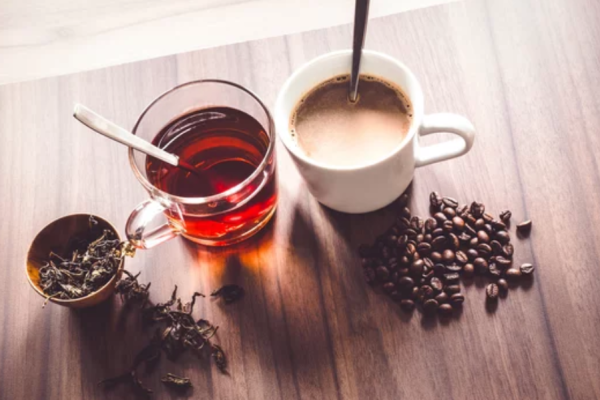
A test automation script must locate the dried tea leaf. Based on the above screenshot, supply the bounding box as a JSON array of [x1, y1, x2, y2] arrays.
[[161, 373, 192, 389], [211, 344, 227, 373], [211, 284, 245, 304]]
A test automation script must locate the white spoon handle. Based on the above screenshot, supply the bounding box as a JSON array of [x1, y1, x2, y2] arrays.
[[73, 103, 179, 167]]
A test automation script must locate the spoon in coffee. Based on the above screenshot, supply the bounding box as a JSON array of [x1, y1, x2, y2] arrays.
[[73, 104, 204, 178], [348, 0, 370, 103]]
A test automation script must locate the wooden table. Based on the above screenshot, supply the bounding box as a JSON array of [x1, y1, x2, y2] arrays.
[[1, 0, 599, 398]]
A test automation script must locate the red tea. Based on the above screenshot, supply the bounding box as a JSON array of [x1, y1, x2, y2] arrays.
[[146, 107, 277, 244]]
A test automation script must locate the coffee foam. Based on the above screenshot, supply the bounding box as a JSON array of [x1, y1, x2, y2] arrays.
[[289, 74, 412, 167]]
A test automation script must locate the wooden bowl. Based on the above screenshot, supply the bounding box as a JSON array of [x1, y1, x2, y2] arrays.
[[26, 214, 124, 308]]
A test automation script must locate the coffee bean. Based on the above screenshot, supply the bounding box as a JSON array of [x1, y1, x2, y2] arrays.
[[463, 263, 475, 277], [412, 216, 425, 230], [438, 303, 453, 317], [495, 230, 510, 244], [446, 264, 462, 272], [430, 277, 443, 291], [470, 202, 485, 218], [450, 293, 465, 306], [496, 256, 512, 267], [406, 228, 418, 238], [443, 207, 457, 218], [520, 263, 535, 275], [429, 192, 443, 208], [398, 267, 410, 276], [391, 272, 399, 283], [517, 220, 532, 235], [500, 210, 512, 224], [497, 278, 508, 292], [457, 204, 468, 216], [452, 216, 465, 231], [488, 262, 501, 277], [397, 216, 411, 230], [449, 233, 460, 249], [400, 299, 415, 312], [442, 220, 454, 233], [410, 260, 424, 276], [423, 257, 434, 269], [490, 240, 503, 255], [424, 233, 432, 242], [433, 212, 447, 223], [396, 234, 408, 249], [431, 251, 443, 262], [477, 230, 490, 243], [465, 224, 477, 236], [434, 263, 446, 275], [376, 266, 390, 281], [475, 218, 486, 230], [469, 237, 479, 247], [364, 268, 376, 284], [506, 268, 522, 280], [492, 220, 507, 231], [424, 218, 437, 232], [418, 285, 434, 300], [432, 228, 445, 238], [398, 276, 415, 290], [444, 272, 460, 282], [423, 299, 439, 314], [361, 258, 372, 268], [445, 285, 461, 294], [411, 286, 419, 299], [484, 213, 494, 223], [473, 258, 488, 273], [443, 249, 455, 263], [477, 243, 492, 257], [417, 242, 432, 255], [503, 244, 514, 257], [400, 255, 410, 266], [422, 268, 434, 280], [466, 248, 479, 261], [442, 197, 459, 208], [486, 283, 499, 300], [465, 215, 477, 227], [455, 251, 468, 264], [435, 292, 449, 303], [406, 243, 416, 255], [383, 282, 396, 293], [484, 223, 494, 234], [458, 232, 472, 243]]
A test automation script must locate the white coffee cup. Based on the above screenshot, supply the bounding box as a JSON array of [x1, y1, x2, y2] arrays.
[[274, 50, 475, 213]]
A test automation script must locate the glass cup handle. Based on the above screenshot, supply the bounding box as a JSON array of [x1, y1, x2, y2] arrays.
[[126, 199, 180, 249], [415, 113, 475, 167]]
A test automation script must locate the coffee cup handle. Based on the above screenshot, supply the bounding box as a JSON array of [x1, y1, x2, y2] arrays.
[[125, 199, 181, 249], [415, 113, 475, 167]]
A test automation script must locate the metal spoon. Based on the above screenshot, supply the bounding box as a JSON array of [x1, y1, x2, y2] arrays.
[[348, 0, 370, 103], [73, 103, 202, 177]]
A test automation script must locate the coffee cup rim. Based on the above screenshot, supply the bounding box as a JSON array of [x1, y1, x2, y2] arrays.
[[274, 49, 424, 172]]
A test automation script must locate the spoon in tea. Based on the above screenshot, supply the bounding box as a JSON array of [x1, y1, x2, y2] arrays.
[[73, 104, 204, 178], [348, 0, 370, 103]]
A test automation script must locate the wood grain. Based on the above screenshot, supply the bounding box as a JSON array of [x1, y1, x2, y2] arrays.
[[0, 0, 453, 85], [1, 0, 600, 398]]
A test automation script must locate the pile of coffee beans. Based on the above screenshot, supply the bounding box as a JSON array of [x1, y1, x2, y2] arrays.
[[358, 192, 534, 317]]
